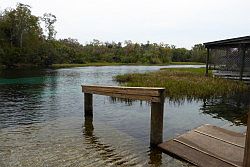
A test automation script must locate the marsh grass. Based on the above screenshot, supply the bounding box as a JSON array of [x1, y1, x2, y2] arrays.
[[114, 68, 249, 100], [169, 62, 205, 65]]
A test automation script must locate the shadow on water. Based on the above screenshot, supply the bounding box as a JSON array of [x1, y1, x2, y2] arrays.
[[147, 147, 163, 166], [0, 69, 59, 129], [200, 91, 250, 126], [0, 68, 55, 79]]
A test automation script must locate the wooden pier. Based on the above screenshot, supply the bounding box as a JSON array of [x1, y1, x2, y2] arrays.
[[82, 85, 250, 167], [82, 85, 165, 146]]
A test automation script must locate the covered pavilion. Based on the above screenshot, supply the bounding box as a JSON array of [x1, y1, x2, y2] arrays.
[[204, 36, 250, 81]]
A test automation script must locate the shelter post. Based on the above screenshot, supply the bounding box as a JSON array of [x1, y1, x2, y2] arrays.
[[240, 44, 246, 81], [205, 48, 210, 76]]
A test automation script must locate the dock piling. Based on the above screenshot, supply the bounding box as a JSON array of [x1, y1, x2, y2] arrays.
[[84, 93, 93, 117], [150, 101, 164, 146]]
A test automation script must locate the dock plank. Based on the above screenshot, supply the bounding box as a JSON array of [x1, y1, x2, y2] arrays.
[[82, 85, 165, 102], [195, 125, 245, 148], [158, 124, 245, 167], [159, 140, 236, 167]]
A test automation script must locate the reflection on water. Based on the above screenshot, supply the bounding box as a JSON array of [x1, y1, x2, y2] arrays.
[[83, 116, 144, 166], [0, 65, 248, 166], [148, 148, 163, 166], [109, 96, 143, 106], [201, 91, 250, 126]]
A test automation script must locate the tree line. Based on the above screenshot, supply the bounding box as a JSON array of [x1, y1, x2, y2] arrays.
[[0, 3, 206, 68]]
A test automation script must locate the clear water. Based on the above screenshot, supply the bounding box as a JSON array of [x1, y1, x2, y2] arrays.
[[0, 65, 249, 167]]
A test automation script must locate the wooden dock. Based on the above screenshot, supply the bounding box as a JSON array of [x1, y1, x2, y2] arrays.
[[158, 124, 245, 167], [82, 85, 250, 167]]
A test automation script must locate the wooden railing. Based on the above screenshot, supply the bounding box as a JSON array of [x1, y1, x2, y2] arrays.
[[82, 85, 165, 146]]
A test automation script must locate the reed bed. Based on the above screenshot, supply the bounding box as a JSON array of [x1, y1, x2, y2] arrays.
[[114, 68, 249, 99]]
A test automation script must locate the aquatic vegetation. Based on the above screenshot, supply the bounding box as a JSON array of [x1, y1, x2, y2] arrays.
[[114, 68, 249, 100]]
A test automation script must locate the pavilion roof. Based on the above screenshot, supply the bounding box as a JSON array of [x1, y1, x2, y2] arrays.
[[204, 36, 250, 48]]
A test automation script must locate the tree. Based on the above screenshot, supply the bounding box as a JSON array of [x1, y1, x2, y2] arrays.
[[172, 48, 191, 62], [190, 44, 206, 62], [15, 3, 32, 48], [0, 3, 43, 67], [42, 13, 57, 40]]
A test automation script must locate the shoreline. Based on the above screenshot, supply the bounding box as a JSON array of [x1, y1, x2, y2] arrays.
[[0, 62, 205, 70]]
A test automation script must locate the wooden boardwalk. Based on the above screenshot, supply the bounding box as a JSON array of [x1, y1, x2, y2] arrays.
[[213, 70, 250, 83], [158, 124, 245, 167]]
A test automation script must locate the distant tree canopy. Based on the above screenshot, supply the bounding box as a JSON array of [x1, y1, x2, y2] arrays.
[[0, 3, 206, 68]]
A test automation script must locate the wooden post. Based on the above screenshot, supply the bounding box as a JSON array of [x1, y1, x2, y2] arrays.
[[205, 48, 210, 76], [150, 91, 165, 146], [244, 110, 250, 167], [84, 116, 94, 137], [240, 45, 246, 81], [84, 93, 93, 117]]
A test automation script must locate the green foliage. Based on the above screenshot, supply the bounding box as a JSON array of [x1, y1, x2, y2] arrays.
[[0, 3, 207, 69], [172, 48, 191, 62], [0, 3, 44, 67], [171, 45, 207, 63], [190, 44, 207, 62], [114, 68, 249, 100]]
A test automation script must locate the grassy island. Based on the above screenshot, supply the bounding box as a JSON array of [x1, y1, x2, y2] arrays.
[[114, 68, 249, 99]]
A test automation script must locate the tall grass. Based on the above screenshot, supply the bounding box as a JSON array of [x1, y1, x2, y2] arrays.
[[114, 68, 249, 100], [170, 62, 205, 65]]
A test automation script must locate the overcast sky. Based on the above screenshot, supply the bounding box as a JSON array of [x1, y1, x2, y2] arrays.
[[1, 0, 250, 48]]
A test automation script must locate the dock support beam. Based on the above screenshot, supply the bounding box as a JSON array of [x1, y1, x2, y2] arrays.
[[150, 101, 164, 146], [244, 110, 250, 167], [205, 48, 210, 76], [84, 93, 93, 117]]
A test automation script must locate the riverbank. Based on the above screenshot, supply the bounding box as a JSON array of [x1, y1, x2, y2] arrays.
[[0, 62, 205, 70], [114, 68, 249, 100], [51, 62, 128, 68], [51, 62, 205, 68]]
